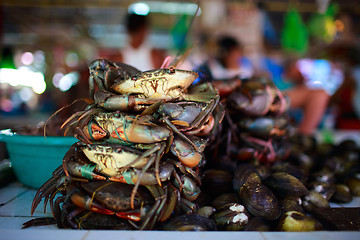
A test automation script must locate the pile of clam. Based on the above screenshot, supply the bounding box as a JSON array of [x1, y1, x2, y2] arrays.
[[26, 59, 224, 230], [192, 77, 360, 231], [196, 136, 360, 231]]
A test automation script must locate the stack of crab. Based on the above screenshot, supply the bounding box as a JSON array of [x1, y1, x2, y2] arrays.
[[206, 76, 292, 170], [194, 76, 321, 231], [27, 59, 224, 230]]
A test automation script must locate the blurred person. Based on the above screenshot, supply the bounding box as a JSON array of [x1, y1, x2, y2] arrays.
[[97, 13, 166, 71], [283, 58, 344, 135], [197, 35, 254, 96], [198, 35, 344, 135], [119, 13, 166, 71]]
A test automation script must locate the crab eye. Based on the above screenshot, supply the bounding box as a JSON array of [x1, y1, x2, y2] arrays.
[[169, 67, 175, 74]]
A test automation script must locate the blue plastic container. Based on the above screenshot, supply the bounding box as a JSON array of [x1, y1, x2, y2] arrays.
[[0, 132, 77, 189]]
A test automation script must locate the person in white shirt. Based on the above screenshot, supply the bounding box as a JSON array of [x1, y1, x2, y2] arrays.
[[196, 35, 253, 96], [119, 13, 166, 71], [283, 58, 344, 135]]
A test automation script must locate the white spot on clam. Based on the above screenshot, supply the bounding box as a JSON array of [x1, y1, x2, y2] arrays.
[[320, 175, 329, 182], [314, 184, 323, 192], [232, 213, 248, 224], [229, 204, 245, 212]]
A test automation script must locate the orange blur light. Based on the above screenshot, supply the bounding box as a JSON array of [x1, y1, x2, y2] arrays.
[[335, 19, 345, 32]]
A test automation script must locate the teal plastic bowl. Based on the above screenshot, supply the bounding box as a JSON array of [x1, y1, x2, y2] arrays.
[[0, 132, 77, 189]]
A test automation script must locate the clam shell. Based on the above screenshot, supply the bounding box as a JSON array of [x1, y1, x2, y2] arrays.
[[277, 211, 322, 231], [279, 196, 304, 215], [330, 184, 353, 203], [211, 193, 239, 210], [162, 214, 216, 231], [272, 162, 307, 183], [302, 190, 330, 213], [239, 181, 280, 220], [211, 203, 252, 231], [264, 172, 309, 198], [346, 176, 360, 196], [233, 164, 261, 193], [244, 217, 272, 231], [308, 181, 335, 201]]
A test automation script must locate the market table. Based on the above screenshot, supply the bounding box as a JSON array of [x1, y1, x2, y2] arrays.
[[0, 181, 359, 240]]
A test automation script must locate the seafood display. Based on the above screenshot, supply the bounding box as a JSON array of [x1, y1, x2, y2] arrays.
[[23, 62, 360, 232], [25, 59, 224, 230], [199, 136, 360, 231], [198, 77, 360, 231]]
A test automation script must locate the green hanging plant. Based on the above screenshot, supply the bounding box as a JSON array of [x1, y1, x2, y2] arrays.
[[281, 6, 309, 55], [308, 3, 338, 43], [171, 15, 191, 53]]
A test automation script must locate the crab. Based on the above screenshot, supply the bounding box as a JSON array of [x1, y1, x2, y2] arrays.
[[88, 59, 200, 112]]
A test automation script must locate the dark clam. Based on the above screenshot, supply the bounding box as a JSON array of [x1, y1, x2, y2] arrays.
[[264, 172, 309, 198], [272, 162, 307, 184], [211, 203, 252, 231], [289, 134, 317, 153], [311, 170, 336, 185], [233, 164, 262, 192], [336, 139, 359, 153], [346, 175, 360, 196], [331, 184, 353, 203], [308, 181, 335, 201], [323, 156, 347, 175], [211, 193, 239, 210], [162, 214, 217, 231], [287, 152, 314, 175], [239, 181, 280, 220], [254, 164, 272, 180], [279, 196, 305, 215], [302, 190, 330, 213], [244, 217, 272, 231]]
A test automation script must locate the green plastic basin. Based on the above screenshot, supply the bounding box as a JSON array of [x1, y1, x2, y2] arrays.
[[0, 132, 77, 189]]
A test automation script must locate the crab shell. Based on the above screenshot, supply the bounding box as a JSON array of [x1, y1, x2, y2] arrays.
[[111, 68, 198, 101], [81, 144, 149, 176]]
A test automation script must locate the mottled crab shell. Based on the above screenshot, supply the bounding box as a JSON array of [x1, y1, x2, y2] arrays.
[[111, 68, 198, 100], [81, 144, 150, 176]]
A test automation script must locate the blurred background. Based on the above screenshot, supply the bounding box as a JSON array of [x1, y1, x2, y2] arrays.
[[0, 0, 359, 132]]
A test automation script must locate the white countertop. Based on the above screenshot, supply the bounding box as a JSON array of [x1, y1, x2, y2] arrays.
[[0, 182, 360, 240]]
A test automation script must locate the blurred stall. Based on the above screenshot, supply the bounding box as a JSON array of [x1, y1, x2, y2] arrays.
[[0, 0, 359, 132]]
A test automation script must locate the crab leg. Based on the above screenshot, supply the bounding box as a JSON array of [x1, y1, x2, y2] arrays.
[[163, 117, 198, 151], [31, 166, 65, 215], [140, 185, 167, 230], [159, 185, 177, 222], [154, 143, 166, 186], [129, 154, 156, 209]]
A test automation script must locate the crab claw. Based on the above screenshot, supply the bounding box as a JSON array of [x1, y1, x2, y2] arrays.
[[70, 191, 114, 215], [110, 121, 171, 144], [82, 121, 107, 141], [170, 137, 203, 168], [116, 210, 142, 221]]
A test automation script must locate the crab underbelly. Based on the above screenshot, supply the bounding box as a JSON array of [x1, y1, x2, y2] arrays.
[[82, 148, 148, 177], [112, 78, 187, 100]]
